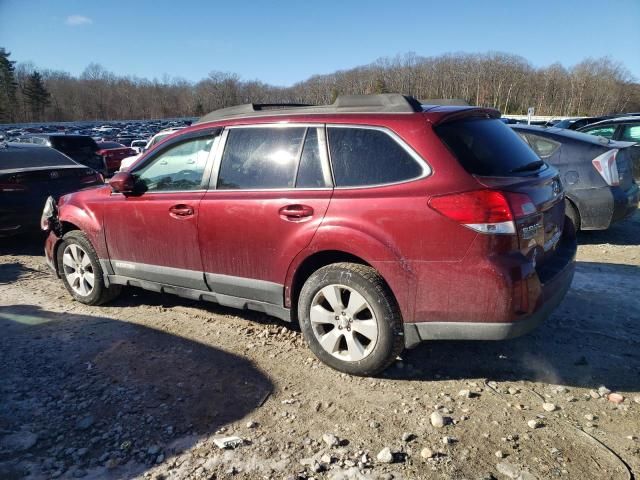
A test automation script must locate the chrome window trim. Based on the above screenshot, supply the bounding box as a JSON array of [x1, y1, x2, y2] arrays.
[[123, 130, 221, 195], [326, 124, 432, 190]]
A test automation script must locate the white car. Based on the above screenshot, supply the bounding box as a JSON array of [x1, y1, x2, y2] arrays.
[[119, 127, 185, 171]]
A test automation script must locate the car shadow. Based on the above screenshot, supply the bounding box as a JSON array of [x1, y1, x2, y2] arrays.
[[576, 209, 639, 246], [0, 305, 273, 479], [392, 261, 640, 393]]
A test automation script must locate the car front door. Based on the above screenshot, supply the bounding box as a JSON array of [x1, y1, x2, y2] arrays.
[[103, 129, 220, 290], [197, 124, 333, 308]]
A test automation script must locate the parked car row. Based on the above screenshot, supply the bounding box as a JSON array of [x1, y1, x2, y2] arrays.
[[2, 94, 638, 375], [1, 119, 193, 175]]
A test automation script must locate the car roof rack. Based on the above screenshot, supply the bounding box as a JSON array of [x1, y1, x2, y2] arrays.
[[196, 94, 423, 123]]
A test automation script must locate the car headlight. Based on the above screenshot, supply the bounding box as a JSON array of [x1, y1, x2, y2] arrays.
[[40, 196, 57, 231]]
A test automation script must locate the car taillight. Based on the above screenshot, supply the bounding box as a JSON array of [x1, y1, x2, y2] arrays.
[[592, 149, 619, 186], [429, 189, 535, 235]]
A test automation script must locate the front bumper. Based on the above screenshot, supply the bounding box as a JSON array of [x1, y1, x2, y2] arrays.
[[44, 230, 61, 276]]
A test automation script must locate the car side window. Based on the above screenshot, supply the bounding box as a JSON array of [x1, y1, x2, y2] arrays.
[[296, 128, 328, 188], [217, 127, 306, 189], [582, 125, 616, 139], [327, 127, 424, 187], [524, 134, 560, 158], [620, 125, 640, 142], [134, 136, 216, 192]]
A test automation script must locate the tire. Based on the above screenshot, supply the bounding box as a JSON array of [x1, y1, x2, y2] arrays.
[[565, 199, 580, 232], [298, 262, 404, 376], [57, 230, 121, 305]]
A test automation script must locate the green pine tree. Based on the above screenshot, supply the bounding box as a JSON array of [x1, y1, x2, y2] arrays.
[[0, 48, 18, 122], [23, 71, 50, 121]]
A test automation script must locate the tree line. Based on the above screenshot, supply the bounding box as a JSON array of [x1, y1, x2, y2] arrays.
[[1, 48, 638, 124]]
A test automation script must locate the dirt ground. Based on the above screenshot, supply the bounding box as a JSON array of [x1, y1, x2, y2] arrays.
[[0, 212, 639, 480]]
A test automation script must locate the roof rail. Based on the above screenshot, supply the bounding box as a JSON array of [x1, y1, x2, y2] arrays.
[[196, 94, 423, 123]]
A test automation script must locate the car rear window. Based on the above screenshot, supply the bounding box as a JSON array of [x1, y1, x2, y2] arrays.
[[51, 136, 98, 152], [98, 142, 125, 149], [1, 145, 79, 170], [435, 118, 544, 176]]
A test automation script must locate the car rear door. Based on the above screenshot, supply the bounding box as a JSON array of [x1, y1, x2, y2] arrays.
[[197, 124, 333, 307], [102, 129, 220, 289]]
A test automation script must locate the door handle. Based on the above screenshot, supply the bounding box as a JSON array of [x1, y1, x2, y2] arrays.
[[169, 204, 194, 218], [279, 204, 314, 220]]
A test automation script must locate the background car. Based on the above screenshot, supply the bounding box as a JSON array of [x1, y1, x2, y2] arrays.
[[0, 143, 103, 237], [578, 116, 640, 181], [14, 134, 106, 174], [512, 125, 639, 230], [96, 141, 137, 176], [118, 127, 185, 171]]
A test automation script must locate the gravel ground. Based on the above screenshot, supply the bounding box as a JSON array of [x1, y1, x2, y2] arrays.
[[0, 212, 639, 480]]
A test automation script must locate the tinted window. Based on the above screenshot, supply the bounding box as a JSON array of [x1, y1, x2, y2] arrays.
[[524, 134, 560, 158], [51, 136, 98, 151], [620, 124, 640, 142], [327, 127, 423, 187], [435, 118, 543, 176], [217, 127, 305, 189], [98, 142, 125, 149], [296, 128, 327, 188], [581, 125, 616, 139], [135, 136, 216, 191]]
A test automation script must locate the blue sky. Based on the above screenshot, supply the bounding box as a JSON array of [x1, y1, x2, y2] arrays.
[[1, 0, 639, 86]]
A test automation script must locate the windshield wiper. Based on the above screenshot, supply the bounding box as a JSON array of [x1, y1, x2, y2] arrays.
[[510, 160, 544, 173]]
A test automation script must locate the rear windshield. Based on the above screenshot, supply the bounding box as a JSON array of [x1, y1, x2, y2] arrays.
[[98, 142, 125, 149], [435, 118, 544, 176], [1, 144, 79, 170], [51, 136, 98, 152]]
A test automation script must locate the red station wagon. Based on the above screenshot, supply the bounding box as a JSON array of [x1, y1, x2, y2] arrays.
[[42, 94, 577, 375]]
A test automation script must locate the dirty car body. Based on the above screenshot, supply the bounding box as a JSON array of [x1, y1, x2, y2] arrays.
[[43, 94, 577, 375]]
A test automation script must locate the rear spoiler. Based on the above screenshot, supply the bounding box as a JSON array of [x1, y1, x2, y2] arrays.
[[426, 107, 501, 126]]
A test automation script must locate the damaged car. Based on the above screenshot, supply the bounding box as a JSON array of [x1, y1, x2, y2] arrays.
[[42, 94, 576, 376]]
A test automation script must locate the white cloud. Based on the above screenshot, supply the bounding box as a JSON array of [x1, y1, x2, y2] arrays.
[[65, 15, 93, 26]]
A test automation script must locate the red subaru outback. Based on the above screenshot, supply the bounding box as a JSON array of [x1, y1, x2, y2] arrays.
[[42, 94, 576, 376]]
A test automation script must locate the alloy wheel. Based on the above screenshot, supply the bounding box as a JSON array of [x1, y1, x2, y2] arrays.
[[62, 244, 95, 296], [309, 284, 379, 362]]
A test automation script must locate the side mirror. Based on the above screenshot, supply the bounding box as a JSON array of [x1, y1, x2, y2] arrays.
[[109, 171, 135, 193]]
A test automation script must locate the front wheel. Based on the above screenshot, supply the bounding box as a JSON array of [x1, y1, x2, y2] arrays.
[[298, 263, 404, 376], [57, 231, 121, 305]]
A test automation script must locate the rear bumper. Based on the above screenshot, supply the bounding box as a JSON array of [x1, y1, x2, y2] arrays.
[[404, 231, 576, 348], [572, 184, 639, 230]]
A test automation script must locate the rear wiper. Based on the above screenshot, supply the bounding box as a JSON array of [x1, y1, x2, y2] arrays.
[[510, 160, 544, 173]]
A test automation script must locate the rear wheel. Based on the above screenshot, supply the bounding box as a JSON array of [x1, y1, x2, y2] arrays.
[[298, 263, 404, 376], [57, 231, 121, 305]]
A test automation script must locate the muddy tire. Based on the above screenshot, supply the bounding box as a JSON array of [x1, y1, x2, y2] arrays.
[[298, 262, 404, 376], [57, 231, 121, 305]]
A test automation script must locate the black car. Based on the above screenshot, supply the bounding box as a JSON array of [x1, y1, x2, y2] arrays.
[[553, 116, 617, 131], [14, 134, 106, 173], [511, 125, 639, 230], [0, 143, 103, 237]]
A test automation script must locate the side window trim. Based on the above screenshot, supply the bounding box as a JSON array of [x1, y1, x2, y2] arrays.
[[128, 129, 221, 194], [326, 124, 431, 189], [208, 123, 334, 191]]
